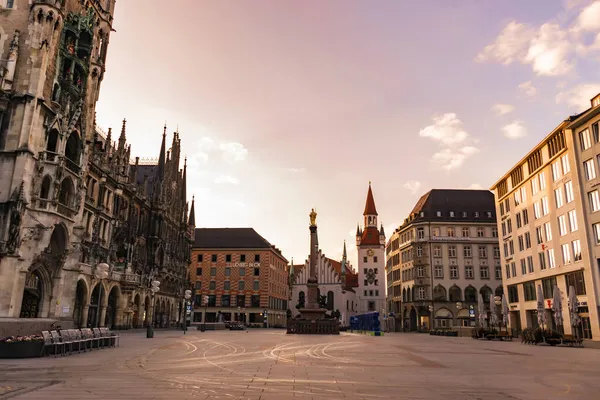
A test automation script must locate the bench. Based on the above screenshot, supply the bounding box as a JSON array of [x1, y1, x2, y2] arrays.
[[41, 328, 120, 356]]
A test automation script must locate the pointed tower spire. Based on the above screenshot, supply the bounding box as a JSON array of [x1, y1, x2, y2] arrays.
[[188, 195, 195, 226], [341, 241, 347, 277], [118, 118, 127, 151], [157, 125, 167, 181], [364, 181, 378, 216]]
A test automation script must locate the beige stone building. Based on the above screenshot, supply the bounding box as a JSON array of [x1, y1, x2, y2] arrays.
[[190, 228, 289, 327], [386, 189, 501, 331], [491, 94, 600, 340]]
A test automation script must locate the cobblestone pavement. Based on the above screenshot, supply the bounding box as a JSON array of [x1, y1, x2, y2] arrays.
[[1, 330, 600, 399]]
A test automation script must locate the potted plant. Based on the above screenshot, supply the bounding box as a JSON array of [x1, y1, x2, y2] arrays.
[[0, 335, 44, 358]]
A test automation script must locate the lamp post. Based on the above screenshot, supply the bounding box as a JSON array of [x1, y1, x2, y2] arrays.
[[94, 263, 109, 327], [183, 289, 191, 334], [456, 302, 463, 336], [201, 295, 208, 332], [428, 305, 434, 331], [146, 280, 160, 338], [494, 295, 502, 331]]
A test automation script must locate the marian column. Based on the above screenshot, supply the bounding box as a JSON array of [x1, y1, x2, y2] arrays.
[[299, 209, 327, 320]]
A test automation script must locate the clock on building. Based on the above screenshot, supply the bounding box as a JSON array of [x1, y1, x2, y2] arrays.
[[367, 249, 374, 257]]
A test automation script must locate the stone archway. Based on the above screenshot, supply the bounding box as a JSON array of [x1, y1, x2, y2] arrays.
[[105, 285, 121, 329], [19, 268, 50, 318], [409, 307, 417, 332], [88, 283, 106, 328], [73, 279, 88, 328], [133, 294, 141, 328]]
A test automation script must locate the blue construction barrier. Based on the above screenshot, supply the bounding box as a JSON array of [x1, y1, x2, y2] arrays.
[[349, 312, 383, 336]]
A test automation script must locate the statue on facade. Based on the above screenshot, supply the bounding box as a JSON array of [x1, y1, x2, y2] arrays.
[[6, 210, 22, 254], [309, 208, 317, 226]]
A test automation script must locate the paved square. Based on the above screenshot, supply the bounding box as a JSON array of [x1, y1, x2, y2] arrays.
[[1, 330, 599, 399]]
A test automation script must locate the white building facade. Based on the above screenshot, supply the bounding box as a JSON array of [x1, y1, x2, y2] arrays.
[[290, 244, 358, 326]]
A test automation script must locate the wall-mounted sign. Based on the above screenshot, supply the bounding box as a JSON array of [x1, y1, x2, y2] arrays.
[[229, 262, 261, 268]]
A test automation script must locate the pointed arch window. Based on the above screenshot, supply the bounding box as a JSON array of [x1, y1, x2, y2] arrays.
[[40, 176, 52, 199]]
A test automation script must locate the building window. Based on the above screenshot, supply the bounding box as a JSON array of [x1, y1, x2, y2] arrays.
[[447, 227, 455, 237], [555, 187, 564, 209], [255, 254, 260, 262], [580, 128, 592, 150], [374, 256, 378, 262], [558, 215, 568, 236], [541, 196, 549, 216], [253, 281, 260, 290], [534, 202, 541, 219], [539, 252, 547, 270], [531, 176, 539, 195], [477, 227, 484, 237], [478, 246, 487, 258], [572, 240, 582, 261], [584, 158, 597, 180], [448, 245, 456, 258], [463, 245, 472, 258], [505, 264, 511, 279], [239, 267, 246, 276], [436, 211, 442, 217], [551, 161, 562, 181], [562, 243, 571, 265], [226, 254, 232, 262], [210, 267, 216, 276], [196, 267, 202, 275], [363, 257, 368, 263], [239, 281, 245, 290], [211, 254, 217, 262], [492, 227, 498, 238], [523, 209, 529, 224], [561, 154, 570, 174], [197, 254, 203, 262], [527, 255, 534, 273], [480, 265, 489, 279], [225, 267, 231, 276], [434, 265, 443, 278], [240, 254, 246, 262], [417, 227, 424, 239], [462, 227, 470, 237], [568, 210, 578, 232], [565, 270, 586, 295], [433, 246, 442, 257], [221, 295, 230, 307], [544, 222, 552, 241], [209, 281, 216, 290], [450, 265, 458, 279], [565, 181, 574, 203], [539, 172, 546, 190], [589, 190, 600, 212], [592, 223, 600, 244], [508, 285, 519, 303], [494, 265, 502, 280], [254, 267, 260, 276], [465, 266, 474, 279], [523, 282, 536, 301], [493, 246, 500, 258], [432, 227, 440, 237], [511, 261, 517, 277], [195, 281, 202, 290], [547, 248, 556, 268], [223, 281, 230, 290], [6, 0, 14, 8]]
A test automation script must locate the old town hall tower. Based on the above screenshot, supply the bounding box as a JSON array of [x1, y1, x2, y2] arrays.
[[356, 182, 386, 315]]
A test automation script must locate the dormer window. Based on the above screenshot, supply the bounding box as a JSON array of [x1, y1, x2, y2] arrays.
[[449, 211, 455, 217], [462, 212, 467, 217], [436, 211, 442, 217], [420, 211, 424, 217], [486, 211, 492, 218], [474, 212, 480, 218]]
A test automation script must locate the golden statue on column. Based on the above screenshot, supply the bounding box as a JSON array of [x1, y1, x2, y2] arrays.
[[309, 208, 317, 226]]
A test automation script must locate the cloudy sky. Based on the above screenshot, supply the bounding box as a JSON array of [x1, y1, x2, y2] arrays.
[[95, 0, 600, 269]]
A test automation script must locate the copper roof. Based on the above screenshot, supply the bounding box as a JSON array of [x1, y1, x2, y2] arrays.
[[363, 183, 378, 216]]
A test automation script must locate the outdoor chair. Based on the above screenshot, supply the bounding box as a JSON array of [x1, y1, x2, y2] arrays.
[[50, 330, 66, 356], [100, 327, 119, 347], [41, 330, 58, 357], [73, 329, 90, 352], [59, 330, 75, 355], [93, 328, 108, 348], [67, 329, 84, 353], [82, 328, 100, 349]]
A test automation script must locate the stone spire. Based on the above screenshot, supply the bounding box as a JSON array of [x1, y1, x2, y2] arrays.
[[157, 125, 167, 181], [118, 118, 126, 152], [188, 195, 195, 227]]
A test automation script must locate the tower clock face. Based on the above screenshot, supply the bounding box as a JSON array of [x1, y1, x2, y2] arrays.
[[367, 249, 374, 257]]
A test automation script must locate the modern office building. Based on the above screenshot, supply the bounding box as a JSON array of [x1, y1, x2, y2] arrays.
[[490, 93, 600, 340], [386, 189, 500, 331], [190, 228, 289, 326]]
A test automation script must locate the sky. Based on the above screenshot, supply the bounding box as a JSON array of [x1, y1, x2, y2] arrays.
[[95, 0, 600, 270]]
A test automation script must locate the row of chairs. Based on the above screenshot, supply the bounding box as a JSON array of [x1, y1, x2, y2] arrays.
[[41, 327, 119, 356]]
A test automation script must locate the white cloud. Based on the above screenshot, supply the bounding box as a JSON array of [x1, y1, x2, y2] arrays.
[[468, 183, 484, 189], [214, 175, 239, 185], [525, 23, 573, 76], [491, 103, 515, 116], [518, 81, 537, 97], [431, 146, 480, 171], [403, 180, 422, 195], [419, 113, 469, 146], [556, 83, 600, 110], [573, 1, 600, 32], [220, 142, 248, 163], [502, 121, 528, 139], [475, 21, 535, 65], [419, 114, 479, 170]]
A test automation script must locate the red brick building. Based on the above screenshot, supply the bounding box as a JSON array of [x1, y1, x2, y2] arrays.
[[190, 228, 289, 326]]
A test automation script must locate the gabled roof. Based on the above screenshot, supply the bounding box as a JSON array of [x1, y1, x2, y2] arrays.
[[363, 182, 378, 216], [194, 228, 273, 249]]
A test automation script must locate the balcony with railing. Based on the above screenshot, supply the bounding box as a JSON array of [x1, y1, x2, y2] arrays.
[[57, 202, 77, 219]]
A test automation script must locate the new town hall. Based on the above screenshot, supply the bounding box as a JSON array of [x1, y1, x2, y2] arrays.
[[0, 1, 193, 334]]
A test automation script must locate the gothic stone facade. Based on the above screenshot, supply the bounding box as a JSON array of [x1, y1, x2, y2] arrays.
[[0, 0, 193, 332]]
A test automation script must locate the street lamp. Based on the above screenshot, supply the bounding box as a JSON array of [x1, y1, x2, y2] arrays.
[[183, 289, 191, 334], [494, 295, 502, 331], [201, 295, 209, 332], [94, 263, 109, 327], [147, 280, 160, 338]]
